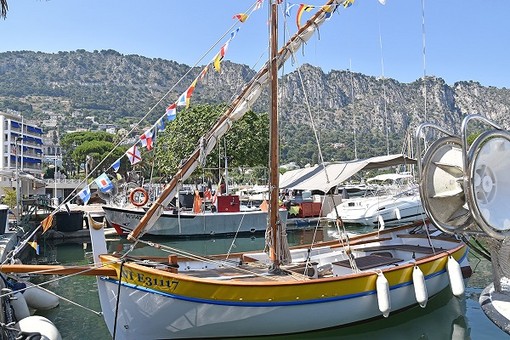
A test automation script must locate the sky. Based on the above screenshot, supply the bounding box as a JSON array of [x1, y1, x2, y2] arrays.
[[1, 0, 510, 88]]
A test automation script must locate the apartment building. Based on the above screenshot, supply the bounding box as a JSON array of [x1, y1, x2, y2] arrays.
[[0, 111, 45, 196]]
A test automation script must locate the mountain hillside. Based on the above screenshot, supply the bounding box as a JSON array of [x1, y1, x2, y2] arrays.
[[1, 50, 509, 165]]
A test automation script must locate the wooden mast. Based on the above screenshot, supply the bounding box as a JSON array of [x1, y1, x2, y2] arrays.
[[268, 0, 281, 271], [126, 1, 338, 241]]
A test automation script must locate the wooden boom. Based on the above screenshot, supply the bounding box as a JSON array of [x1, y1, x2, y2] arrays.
[[0, 264, 117, 277]]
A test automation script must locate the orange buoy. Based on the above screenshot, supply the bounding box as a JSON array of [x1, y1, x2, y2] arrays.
[[129, 187, 149, 207]]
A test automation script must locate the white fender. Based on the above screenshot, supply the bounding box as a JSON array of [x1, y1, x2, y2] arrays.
[[447, 256, 465, 297], [378, 215, 385, 231], [11, 291, 30, 321], [395, 207, 401, 220], [376, 272, 391, 317], [412, 266, 428, 308], [16, 315, 62, 340], [23, 283, 59, 310]]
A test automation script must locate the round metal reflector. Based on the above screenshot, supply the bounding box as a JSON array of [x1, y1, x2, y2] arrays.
[[466, 130, 510, 239], [420, 136, 473, 234]]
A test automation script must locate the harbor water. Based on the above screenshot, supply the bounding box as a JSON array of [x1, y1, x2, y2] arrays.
[[29, 226, 508, 339]]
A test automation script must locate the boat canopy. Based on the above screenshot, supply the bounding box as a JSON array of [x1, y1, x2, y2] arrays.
[[280, 154, 416, 194]]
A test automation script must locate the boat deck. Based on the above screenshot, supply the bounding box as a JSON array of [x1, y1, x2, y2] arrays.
[[333, 254, 402, 271], [184, 263, 311, 282], [359, 244, 444, 255]]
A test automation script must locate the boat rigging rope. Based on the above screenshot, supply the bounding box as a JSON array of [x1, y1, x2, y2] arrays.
[[133, 239, 305, 281], [0, 260, 120, 316], [226, 213, 247, 259], [276, 5, 358, 271], [112, 260, 125, 340]]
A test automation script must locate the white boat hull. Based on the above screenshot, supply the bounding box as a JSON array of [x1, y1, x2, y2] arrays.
[[97, 270, 450, 338], [103, 205, 287, 236], [327, 194, 426, 227]]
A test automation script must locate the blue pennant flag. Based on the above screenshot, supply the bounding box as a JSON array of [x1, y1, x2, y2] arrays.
[[78, 185, 91, 205], [111, 158, 121, 172]]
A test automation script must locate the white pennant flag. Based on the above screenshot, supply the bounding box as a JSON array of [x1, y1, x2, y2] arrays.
[[126, 145, 142, 165]]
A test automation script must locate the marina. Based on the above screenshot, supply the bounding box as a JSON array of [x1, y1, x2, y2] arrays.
[[27, 229, 508, 339], [1, 0, 510, 339]]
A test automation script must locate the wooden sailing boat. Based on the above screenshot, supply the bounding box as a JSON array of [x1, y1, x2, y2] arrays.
[[1, 1, 471, 338]]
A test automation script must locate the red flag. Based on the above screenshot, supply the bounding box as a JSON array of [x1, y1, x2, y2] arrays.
[[185, 78, 198, 108], [140, 129, 154, 150]]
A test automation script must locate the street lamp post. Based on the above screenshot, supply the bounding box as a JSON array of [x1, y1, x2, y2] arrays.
[[15, 136, 23, 225]]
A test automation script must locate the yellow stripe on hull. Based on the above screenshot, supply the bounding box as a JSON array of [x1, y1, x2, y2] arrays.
[[100, 243, 467, 304]]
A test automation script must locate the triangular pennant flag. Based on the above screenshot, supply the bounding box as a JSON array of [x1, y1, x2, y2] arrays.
[[260, 200, 268, 212], [185, 78, 198, 108], [343, 0, 355, 8], [140, 129, 154, 150], [323, 4, 338, 20], [285, 2, 297, 17], [111, 158, 121, 172], [28, 241, 40, 255], [214, 41, 230, 72], [199, 65, 209, 81], [41, 214, 54, 234], [176, 91, 187, 107], [229, 27, 240, 40], [126, 145, 142, 165], [166, 103, 177, 121], [157, 118, 166, 131], [95, 173, 114, 193], [233, 13, 248, 23], [255, 0, 263, 10], [78, 185, 91, 205]]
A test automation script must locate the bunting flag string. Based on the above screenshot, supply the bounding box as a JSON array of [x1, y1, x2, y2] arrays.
[[58, 0, 350, 217], [108, 8, 249, 172]]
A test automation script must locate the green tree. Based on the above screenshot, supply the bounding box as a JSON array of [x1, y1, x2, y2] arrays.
[[60, 131, 126, 178], [154, 104, 269, 181]]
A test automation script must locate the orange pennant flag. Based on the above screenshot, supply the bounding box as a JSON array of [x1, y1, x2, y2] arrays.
[[41, 214, 54, 233], [193, 190, 202, 214]]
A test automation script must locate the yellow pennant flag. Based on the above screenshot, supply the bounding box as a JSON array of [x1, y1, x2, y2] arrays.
[[233, 13, 248, 23], [213, 41, 230, 72], [28, 241, 40, 255]]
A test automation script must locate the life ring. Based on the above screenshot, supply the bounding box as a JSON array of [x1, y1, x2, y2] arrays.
[[129, 187, 149, 207]]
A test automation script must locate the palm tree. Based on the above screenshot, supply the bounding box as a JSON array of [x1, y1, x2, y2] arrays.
[[1, 0, 7, 18]]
